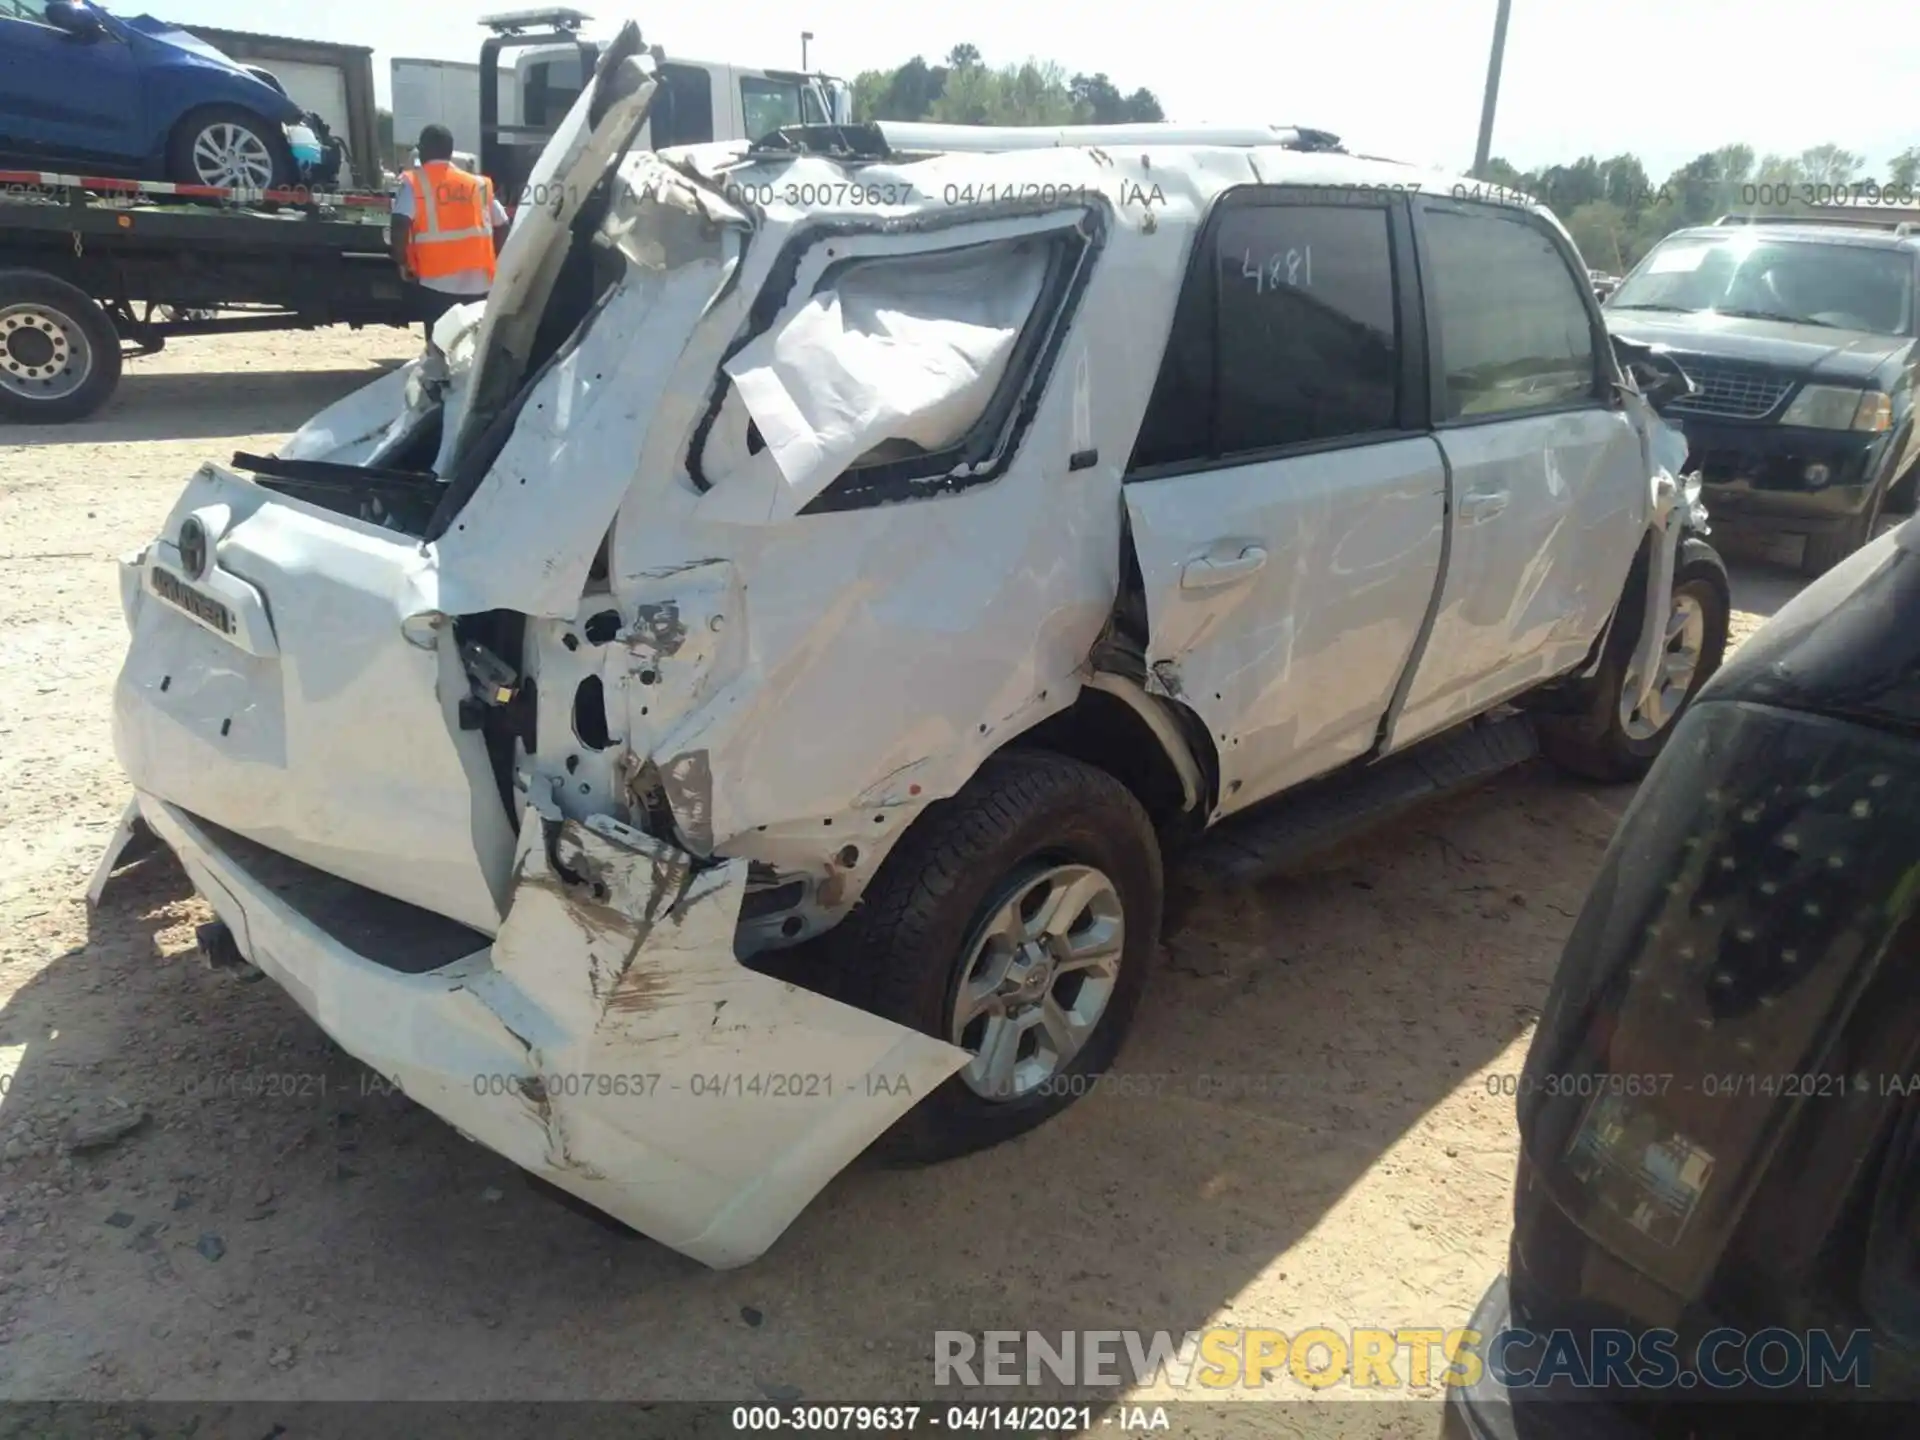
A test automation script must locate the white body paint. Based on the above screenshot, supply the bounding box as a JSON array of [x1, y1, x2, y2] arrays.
[[99, 97, 1700, 1265]]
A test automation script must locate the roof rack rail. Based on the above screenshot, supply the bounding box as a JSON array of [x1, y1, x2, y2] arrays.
[[870, 121, 1344, 154], [1713, 212, 1910, 231]]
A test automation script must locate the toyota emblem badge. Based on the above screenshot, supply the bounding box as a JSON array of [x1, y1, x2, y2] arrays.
[[178, 517, 208, 579]]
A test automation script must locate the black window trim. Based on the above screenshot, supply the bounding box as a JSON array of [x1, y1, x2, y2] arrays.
[[684, 198, 1111, 514], [1412, 194, 1620, 431]]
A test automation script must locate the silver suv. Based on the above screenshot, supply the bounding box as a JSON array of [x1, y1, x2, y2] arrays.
[[98, 27, 1731, 1268]]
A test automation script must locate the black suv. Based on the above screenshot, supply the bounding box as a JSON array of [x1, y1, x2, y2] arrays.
[[1446, 515, 1920, 1439], [1605, 218, 1920, 577]]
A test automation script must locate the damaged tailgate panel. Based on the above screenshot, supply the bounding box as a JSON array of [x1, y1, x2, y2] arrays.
[[138, 796, 966, 1268]]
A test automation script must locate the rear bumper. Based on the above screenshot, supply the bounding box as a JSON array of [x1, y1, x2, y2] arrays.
[[132, 792, 966, 1268]]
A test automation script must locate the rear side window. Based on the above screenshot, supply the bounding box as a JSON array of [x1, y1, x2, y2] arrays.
[[1420, 202, 1599, 420], [690, 218, 1099, 515], [1131, 197, 1402, 470]]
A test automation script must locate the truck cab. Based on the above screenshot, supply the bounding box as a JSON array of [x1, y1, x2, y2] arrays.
[[470, 8, 845, 203], [515, 42, 842, 141]]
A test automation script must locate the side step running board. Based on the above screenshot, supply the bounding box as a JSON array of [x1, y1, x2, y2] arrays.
[[1184, 712, 1540, 885]]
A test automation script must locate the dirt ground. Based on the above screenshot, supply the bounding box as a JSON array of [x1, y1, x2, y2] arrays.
[[0, 328, 1802, 1432]]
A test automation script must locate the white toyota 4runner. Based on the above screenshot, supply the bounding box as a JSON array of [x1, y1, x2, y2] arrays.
[[97, 27, 1731, 1267]]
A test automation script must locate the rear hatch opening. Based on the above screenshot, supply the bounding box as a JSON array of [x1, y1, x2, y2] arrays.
[[230, 22, 669, 542]]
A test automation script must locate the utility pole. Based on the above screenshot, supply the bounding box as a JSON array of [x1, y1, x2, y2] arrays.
[[1473, 0, 1513, 178], [801, 30, 814, 70]]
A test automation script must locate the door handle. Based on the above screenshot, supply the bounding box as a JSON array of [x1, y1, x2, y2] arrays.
[[1180, 545, 1269, 591], [1458, 489, 1510, 523]]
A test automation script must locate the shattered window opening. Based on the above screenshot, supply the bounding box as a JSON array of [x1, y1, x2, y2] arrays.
[[690, 217, 1098, 514]]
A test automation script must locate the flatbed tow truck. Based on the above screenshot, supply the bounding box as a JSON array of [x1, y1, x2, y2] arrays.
[[0, 12, 816, 426], [0, 169, 411, 424]]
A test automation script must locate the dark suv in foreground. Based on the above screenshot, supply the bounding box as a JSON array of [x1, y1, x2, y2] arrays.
[[1446, 514, 1920, 1439], [1606, 220, 1920, 576]]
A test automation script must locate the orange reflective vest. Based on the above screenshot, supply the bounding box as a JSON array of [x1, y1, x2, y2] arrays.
[[403, 162, 497, 283]]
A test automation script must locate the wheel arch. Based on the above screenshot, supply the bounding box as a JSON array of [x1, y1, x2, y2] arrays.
[[1002, 673, 1218, 843], [163, 102, 292, 184]]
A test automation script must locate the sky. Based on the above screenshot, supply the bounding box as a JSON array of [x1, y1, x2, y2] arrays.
[[145, 0, 1920, 181]]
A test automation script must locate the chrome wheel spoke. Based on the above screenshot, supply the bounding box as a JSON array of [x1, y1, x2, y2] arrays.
[[955, 965, 1006, 1027], [1038, 993, 1090, 1058], [1025, 867, 1107, 943], [1055, 914, 1122, 976], [968, 1015, 1023, 1099], [984, 898, 1029, 950]]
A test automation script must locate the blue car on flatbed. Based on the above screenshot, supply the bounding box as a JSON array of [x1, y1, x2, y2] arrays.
[[0, 0, 338, 190]]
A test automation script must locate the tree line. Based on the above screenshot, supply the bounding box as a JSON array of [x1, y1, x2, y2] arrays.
[[851, 44, 1164, 128], [1481, 144, 1920, 275]]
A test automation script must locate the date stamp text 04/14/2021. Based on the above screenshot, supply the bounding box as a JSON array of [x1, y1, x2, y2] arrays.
[[136, 1067, 1367, 1106], [727, 1405, 1171, 1433], [1483, 1071, 1920, 1100]]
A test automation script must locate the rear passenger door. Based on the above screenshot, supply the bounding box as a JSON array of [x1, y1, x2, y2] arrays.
[[1385, 198, 1647, 751], [1123, 189, 1448, 819]]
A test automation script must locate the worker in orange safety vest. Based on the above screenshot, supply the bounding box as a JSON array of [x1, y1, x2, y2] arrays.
[[388, 124, 510, 339]]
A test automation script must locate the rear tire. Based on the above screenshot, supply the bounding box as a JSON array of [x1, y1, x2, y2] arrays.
[[1539, 540, 1730, 784], [0, 270, 121, 424], [826, 751, 1162, 1165]]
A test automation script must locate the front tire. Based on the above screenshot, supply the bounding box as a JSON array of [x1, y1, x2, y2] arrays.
[[166, 106, 291, 191], [0, 269, 122, 424], [828, 751, 1162, 1165], [1540, 539, 1730, 784]]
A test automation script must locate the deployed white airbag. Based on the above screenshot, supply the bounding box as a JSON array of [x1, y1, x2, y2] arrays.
[[720, 237, 1051, 509]]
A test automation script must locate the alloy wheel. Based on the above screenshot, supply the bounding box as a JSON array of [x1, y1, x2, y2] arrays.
[[1619, 590, 1707, 741], [949, 863, 1125, 1101], [192, 123, 275, 189]]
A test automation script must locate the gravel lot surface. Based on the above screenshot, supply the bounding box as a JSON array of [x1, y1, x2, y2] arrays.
[[0, 328, 1807, 1435]]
